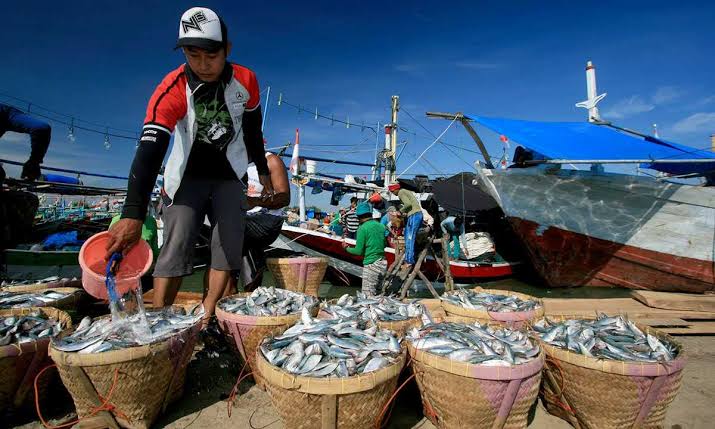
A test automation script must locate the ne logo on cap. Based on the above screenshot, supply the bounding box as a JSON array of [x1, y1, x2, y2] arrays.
[[182, 11, 208, 33]]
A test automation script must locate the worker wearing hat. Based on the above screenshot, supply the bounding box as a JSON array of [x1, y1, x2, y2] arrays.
[[106, 7, 272, 326], [388, 183, 422, 269], [342, 202, 387, 295]]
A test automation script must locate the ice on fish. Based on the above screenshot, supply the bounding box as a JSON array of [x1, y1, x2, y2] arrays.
[[407, 321, 540, 366], [321, 292, 424, 323], [260, 312, 401, 378], [440, 289, 541, 313], [0, 290, 72, 309], [218, 287, 318, 317], [533, 314, 678, 362], [52, 305, 204, 353], [0, 310, 64, 346]]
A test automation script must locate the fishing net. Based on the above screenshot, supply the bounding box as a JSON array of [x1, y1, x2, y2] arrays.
[[0, 307, 72, 413], [536, 316, 686, 429], [257, 348, 405, 429]]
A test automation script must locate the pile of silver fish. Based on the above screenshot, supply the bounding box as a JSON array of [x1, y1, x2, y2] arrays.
[[441, 289, 541, 313], [260, 308, 401, 377], [1, 276, 80, 288], [0, 311, 63, 345], [52, 306, 204, 354], [533, 314, 678, 362], [0, 290, 73, 309], [321, 293, 424, 322], [218, 287, 318, 316], [407, 321, 539, 366]]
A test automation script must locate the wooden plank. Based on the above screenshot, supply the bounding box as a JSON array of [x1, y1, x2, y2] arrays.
[[321, 394, 337, 429], [543, 298, 715, 320], [633, 318, 690, 327], [654, 321, 715, 335], [631, 290, 715, 313], [67, 367, 120, 429]]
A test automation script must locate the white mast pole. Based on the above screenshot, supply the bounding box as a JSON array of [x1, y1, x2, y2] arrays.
[[575, 60, 607, 122]]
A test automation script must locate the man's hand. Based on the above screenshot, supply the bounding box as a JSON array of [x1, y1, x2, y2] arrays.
[[341, 240, 349, 249], [258, 174, 274, 201], [105, 218, 143, 260]]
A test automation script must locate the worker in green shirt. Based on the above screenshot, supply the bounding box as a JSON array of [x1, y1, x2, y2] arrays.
[[388, 183, 422, 269], [341, 202, 387, 295]]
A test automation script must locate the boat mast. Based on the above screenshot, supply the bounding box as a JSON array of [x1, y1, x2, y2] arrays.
[[384, 96, 399, 185], [575, 60, 607, 123]]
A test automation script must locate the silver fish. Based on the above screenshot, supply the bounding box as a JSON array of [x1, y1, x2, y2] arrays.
[[0, 290, 72, 309], [440, 289, 541, 313], [218, 287, 317, 317], [534, 315, 677, 362], [408, 321, 539, 366], [260, 313, 401, 378], [0, 312, 64, 345], [322, 293, 424, 323]]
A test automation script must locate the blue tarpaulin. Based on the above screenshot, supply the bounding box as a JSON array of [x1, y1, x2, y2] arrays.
[[470, 116, 715, 175]]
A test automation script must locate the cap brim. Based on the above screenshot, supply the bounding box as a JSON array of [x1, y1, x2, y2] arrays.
[[175, 38, 223, 52]]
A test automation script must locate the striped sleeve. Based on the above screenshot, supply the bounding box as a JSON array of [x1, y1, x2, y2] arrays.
[[143, 67, 187, 133]]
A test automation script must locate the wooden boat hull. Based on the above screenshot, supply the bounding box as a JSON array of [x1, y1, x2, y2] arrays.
[[477, 167, 715, 292], [279, 224, 517, 282]]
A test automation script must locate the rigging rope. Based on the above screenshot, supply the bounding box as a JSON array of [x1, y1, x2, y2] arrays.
[[396, 116, 457, 178]]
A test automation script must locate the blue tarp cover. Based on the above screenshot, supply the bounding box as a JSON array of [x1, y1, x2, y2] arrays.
[[471, 116, 715, 175]]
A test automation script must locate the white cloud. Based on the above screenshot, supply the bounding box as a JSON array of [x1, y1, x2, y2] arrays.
[[671, 112, 715, 135], [651, 86, 683, 104], [603, 95, 655, 119], [394, 63, 422, 74], [454, 61, 502, 70]]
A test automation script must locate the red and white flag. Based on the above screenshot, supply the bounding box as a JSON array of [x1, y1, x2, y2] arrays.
[[289, 128, 300, 175]]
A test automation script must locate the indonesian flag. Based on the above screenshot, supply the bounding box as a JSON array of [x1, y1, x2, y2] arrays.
[[289, 128, 300, 175]]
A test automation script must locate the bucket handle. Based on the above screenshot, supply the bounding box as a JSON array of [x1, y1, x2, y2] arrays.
[[105, 252, 123, 302]]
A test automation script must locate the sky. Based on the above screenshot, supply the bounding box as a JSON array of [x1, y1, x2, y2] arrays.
[[1, 0, 714, 209]]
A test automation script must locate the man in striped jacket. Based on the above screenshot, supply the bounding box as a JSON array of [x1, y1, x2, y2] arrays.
[[106, 7, 272, 326]]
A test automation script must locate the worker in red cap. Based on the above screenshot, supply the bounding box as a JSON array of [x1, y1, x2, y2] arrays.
[[388, 183, 422, 269]]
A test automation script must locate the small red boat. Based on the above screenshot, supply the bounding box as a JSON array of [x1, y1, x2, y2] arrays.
[[279, 224, 518, 283]]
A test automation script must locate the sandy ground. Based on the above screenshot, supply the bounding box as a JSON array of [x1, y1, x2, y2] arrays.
[[15, 336, 711, 429]]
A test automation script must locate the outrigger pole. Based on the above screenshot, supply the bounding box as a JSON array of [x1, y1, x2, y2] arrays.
[[425, 112, 495, 169]]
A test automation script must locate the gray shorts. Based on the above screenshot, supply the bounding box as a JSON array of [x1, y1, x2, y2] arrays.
[[362, 258, 387, 296], [154, 177, 247, 277]]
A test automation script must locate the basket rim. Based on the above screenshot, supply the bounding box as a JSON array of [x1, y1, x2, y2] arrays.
[[256, 347, 406, 395], [0, 306, 73, 357], [266, 257, 329, 265], [406, 339, 544, 380], [215, 292, 319, 326], [49, 316, 201, 367], [532, 315, 686, 376], [441, 288, 544, 321]]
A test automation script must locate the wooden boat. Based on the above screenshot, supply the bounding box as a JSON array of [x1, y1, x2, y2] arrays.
[[477, 167, 715, 292], [279, 224, 518, 282]]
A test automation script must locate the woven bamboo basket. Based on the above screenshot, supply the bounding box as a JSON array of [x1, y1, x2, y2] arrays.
[[535, 316, 686, 429], [0, 279, 82, 293], [407, 316, 544, 429], [0, 307, 72, 413], [257, 347, 406, 429], [441, 288, 544, 329], [266, 257, 328, 297], [215, 293, 319, 388], [0, 287, 85, 313], [49, 317, 201, 429]]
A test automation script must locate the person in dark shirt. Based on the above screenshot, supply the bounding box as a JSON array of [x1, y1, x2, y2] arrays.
[[105, 7, 273, 326], [0, 103, 51, 183]]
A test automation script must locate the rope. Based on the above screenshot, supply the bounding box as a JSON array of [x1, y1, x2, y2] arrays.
[[542, 356, 575, 416], [375, 354, 414, 429], [396, 117, 458, 178], [227, 360, 253, 418], [34, 365, 129, 429]]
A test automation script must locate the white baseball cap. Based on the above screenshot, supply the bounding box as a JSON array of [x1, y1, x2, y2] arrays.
[[175, 7, 227, 52]]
